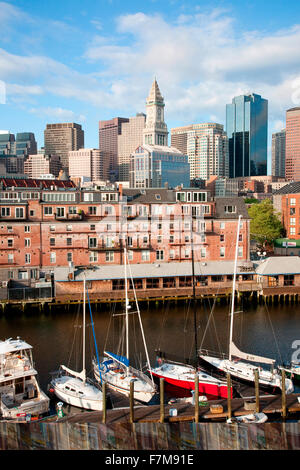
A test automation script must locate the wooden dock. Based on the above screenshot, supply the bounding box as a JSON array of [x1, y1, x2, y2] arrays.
[[53, 393, 300, 425]]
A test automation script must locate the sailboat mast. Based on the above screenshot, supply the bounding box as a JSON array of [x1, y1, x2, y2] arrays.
[[83, 275, 86, 383], [124, 247, 129, 376], [229, 215, 242, 361], [191, 222, 198, 364]]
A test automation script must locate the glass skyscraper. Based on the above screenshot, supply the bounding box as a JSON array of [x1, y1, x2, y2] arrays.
[[226, 94, 268, 178]]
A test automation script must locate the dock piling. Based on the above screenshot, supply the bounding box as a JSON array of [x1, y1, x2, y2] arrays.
[[130, 380, 135, 424], [102, 382, 106, 424], [160, 378, 165, 423], [194, 374, 199, 423], [254, 369, 260, 413]]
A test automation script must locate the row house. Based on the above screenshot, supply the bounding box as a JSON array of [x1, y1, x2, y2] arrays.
[[0, 179, 250, 282]]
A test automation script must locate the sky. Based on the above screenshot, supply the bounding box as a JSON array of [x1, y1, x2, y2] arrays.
[[1, 0, 300, 173]]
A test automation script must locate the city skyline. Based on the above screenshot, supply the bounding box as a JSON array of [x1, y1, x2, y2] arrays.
[[1, 1, 300, 174]]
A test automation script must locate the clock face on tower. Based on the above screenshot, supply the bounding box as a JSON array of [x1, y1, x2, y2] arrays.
[[157, 108, 162, 120]]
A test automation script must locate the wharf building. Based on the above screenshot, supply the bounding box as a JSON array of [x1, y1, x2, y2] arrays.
[[272, 129, 286, 178], [226, 94, 268, 178], [285, 107, 300, 181], [44, 123, 84, 173], [171, 123, 229, 181], [273, 181, 300, 243], [0, 178, 250, 283]]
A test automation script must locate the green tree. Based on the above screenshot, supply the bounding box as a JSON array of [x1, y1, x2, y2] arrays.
[[248, 199, 284, 249]]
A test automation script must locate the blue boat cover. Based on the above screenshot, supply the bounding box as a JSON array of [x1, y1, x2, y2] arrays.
[[104, 351, 129, 367]]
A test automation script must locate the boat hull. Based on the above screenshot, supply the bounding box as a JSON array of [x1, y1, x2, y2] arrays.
[[150, 369, 230, 399], [50, 376, 103, 411]]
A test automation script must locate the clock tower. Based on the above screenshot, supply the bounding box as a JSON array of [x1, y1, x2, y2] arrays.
[[143, 79, 169, 146]]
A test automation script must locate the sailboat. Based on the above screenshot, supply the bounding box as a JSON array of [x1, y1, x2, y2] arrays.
[[149, 224, 232, 400], [49, 277, 103, 411], [199, 215, 294, 395], [92, 247, 157, 404]]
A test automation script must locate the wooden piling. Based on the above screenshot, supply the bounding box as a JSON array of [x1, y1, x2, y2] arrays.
[[102, 382, 106, 424], [130, 380, 134, 424], [160, 378, 165, 423], [254, 369, 260, 413], [281, 368, 287, 419], [227, 373, 232, 420], [194, 374, 199, 423]]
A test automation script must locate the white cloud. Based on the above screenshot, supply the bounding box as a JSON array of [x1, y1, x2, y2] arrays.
[[29, 106, 86, 123]]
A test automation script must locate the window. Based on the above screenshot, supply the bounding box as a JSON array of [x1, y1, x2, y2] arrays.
[[89, 237, 97, 248], [8, 254, 14, 264], [44, 206, 53, 216], [24, 226, 30, 233], [220, 222, 225, 229], [67, 252, 73, 262], [50, 238, 55, 246], [220, 234, 225, 242], [7, 239, 13, 247], [56, 207, 65, 218], [50, 252, 56, 264], [169, 249, 175, 259], [290, 218, 296, 226], [1, 207, 10, 217], [15, 207, 24, 218], [67, 238, 72, 246], [157, 235, 162, 244], [290, 227, 296, 235], [238, 246, 243, 257], [29, 210, 35, 217], [25, 238, 30, 247], [141, 250, 150, 261], [156, 250, 164, 260], [89, 251, 98, 263], [68, 206, 77, 214], [25, 254, 31, 264], [50, 225, 55, 232], [200, 248, 206, 258], [7, 226, 12, 232], [128, 250, 133, 261], [105, 251, 114, 262], [224, 205, 236, 214], [90, 224, 95, 231], [290, 198, 296, 206], [220, 247, 225, 258], [66, 225, 72, 231], [89, 206, 97, 215]]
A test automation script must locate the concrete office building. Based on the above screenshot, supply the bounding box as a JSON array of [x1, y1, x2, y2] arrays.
[[171, 123, 229, 181], [226, 93, 268, 178], [285, 108, 300, 181], [118, 113, 146, 182], [99, 117, 129, 182], [44, 123, 84, 173], [69, 148, 103, 182], [272, 129, 286, 178], [24, 154, 61, 179]]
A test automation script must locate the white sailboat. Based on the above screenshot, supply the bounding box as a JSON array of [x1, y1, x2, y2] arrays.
[[199, 215, 294, 395], [50, 277, 103, 411], [93, 247, 157, 404]]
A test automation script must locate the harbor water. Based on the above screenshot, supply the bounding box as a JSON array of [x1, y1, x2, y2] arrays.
[[0, 298, 300, 395]]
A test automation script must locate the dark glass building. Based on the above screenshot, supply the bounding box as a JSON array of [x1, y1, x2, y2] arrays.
[[226, 94, 268, 178]]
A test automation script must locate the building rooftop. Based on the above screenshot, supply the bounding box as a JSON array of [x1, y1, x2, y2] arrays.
[[256, 256, 300, 276], [273, 182, 300, 195], [0, 177, 76, 189], [55, 260, 255, 282]]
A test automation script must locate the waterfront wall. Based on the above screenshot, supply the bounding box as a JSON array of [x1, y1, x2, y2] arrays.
[[0, 421, 300, 450]]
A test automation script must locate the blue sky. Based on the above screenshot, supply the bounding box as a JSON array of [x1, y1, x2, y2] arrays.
[[1, 0, 300, 173]]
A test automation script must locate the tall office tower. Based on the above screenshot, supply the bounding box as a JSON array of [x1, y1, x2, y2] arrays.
[[0, 132, 15, 154], [171, 123, 229, 181], [272, 129, 286, 178], [24, 153, 61, 178], [285, 108, 300, 181], [226, 93, 268, 178], [118, 113, 146, 182], [99, 117, 129, 182], [15, 132, 37, 156], [69, 149, 103, 182], [143, 79, 168, 147], [44, 123, 84, 172], [0, 154, 25, 176]]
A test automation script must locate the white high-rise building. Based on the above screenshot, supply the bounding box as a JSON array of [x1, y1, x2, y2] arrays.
[[171, 123, 229, 181]]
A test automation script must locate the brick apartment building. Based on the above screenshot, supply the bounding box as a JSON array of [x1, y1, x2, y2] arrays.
[[0, 178, 250, 282]]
